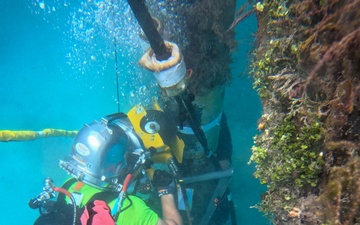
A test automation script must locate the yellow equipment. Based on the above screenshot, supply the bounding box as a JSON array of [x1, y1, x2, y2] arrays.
[[126, 103, 185, 164]]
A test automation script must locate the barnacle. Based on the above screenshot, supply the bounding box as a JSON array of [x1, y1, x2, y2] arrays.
[[288, 207, 301, 218], [256, 2, 264, 12]]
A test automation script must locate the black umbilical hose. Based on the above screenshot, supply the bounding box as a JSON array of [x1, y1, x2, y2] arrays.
[[175, 94, 211, 157], [124, 0, 209, 155], [126, 0, 171, 60], [53, 186, 77, 225]]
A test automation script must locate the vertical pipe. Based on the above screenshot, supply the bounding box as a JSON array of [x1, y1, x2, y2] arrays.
[[126, 0, 171, 60]]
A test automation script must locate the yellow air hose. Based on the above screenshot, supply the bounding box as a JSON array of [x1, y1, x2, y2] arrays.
[[0, 129, 78, 142]]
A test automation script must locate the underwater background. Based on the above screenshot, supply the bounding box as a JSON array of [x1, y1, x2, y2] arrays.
[[0, 0, 269, 224]]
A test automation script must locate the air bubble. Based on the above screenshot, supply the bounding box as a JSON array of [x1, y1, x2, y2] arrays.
[[39, 2, 45, 10]]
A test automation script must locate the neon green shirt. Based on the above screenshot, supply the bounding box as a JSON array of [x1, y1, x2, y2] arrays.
[[65, 181, 159, 225]]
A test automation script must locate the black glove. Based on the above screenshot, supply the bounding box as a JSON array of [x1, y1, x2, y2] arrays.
[[152, 170, 176, 197]]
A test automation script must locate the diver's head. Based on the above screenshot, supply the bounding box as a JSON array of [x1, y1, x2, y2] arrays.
[[59, 113, 145, 191]]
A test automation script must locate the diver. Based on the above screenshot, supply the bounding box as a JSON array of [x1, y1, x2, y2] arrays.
[[29, 113, 182, 225]]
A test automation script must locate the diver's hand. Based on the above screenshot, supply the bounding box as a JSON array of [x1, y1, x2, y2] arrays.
[[152, 170, 176, 196], [153, 170, 182, 225]]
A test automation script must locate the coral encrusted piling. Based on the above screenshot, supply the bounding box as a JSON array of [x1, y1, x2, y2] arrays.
[[183, 0, 237, 96], [248, 0, 360, 224]]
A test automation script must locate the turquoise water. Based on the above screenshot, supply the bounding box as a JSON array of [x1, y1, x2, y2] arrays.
[[0, 0, 269, 224]]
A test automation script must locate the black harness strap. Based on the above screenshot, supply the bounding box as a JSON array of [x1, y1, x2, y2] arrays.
[[86, 201, 96, 225], [88, 191, 119, 204], [58, 180, 119, 206], [55, 179, 122, 225]]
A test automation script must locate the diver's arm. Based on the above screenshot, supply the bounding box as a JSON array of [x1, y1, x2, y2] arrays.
[[157, 194, 182, 225]]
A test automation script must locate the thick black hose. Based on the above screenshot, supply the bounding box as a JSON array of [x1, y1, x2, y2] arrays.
[[126, 0, 171, 60], [175, 94, 212, 157]]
